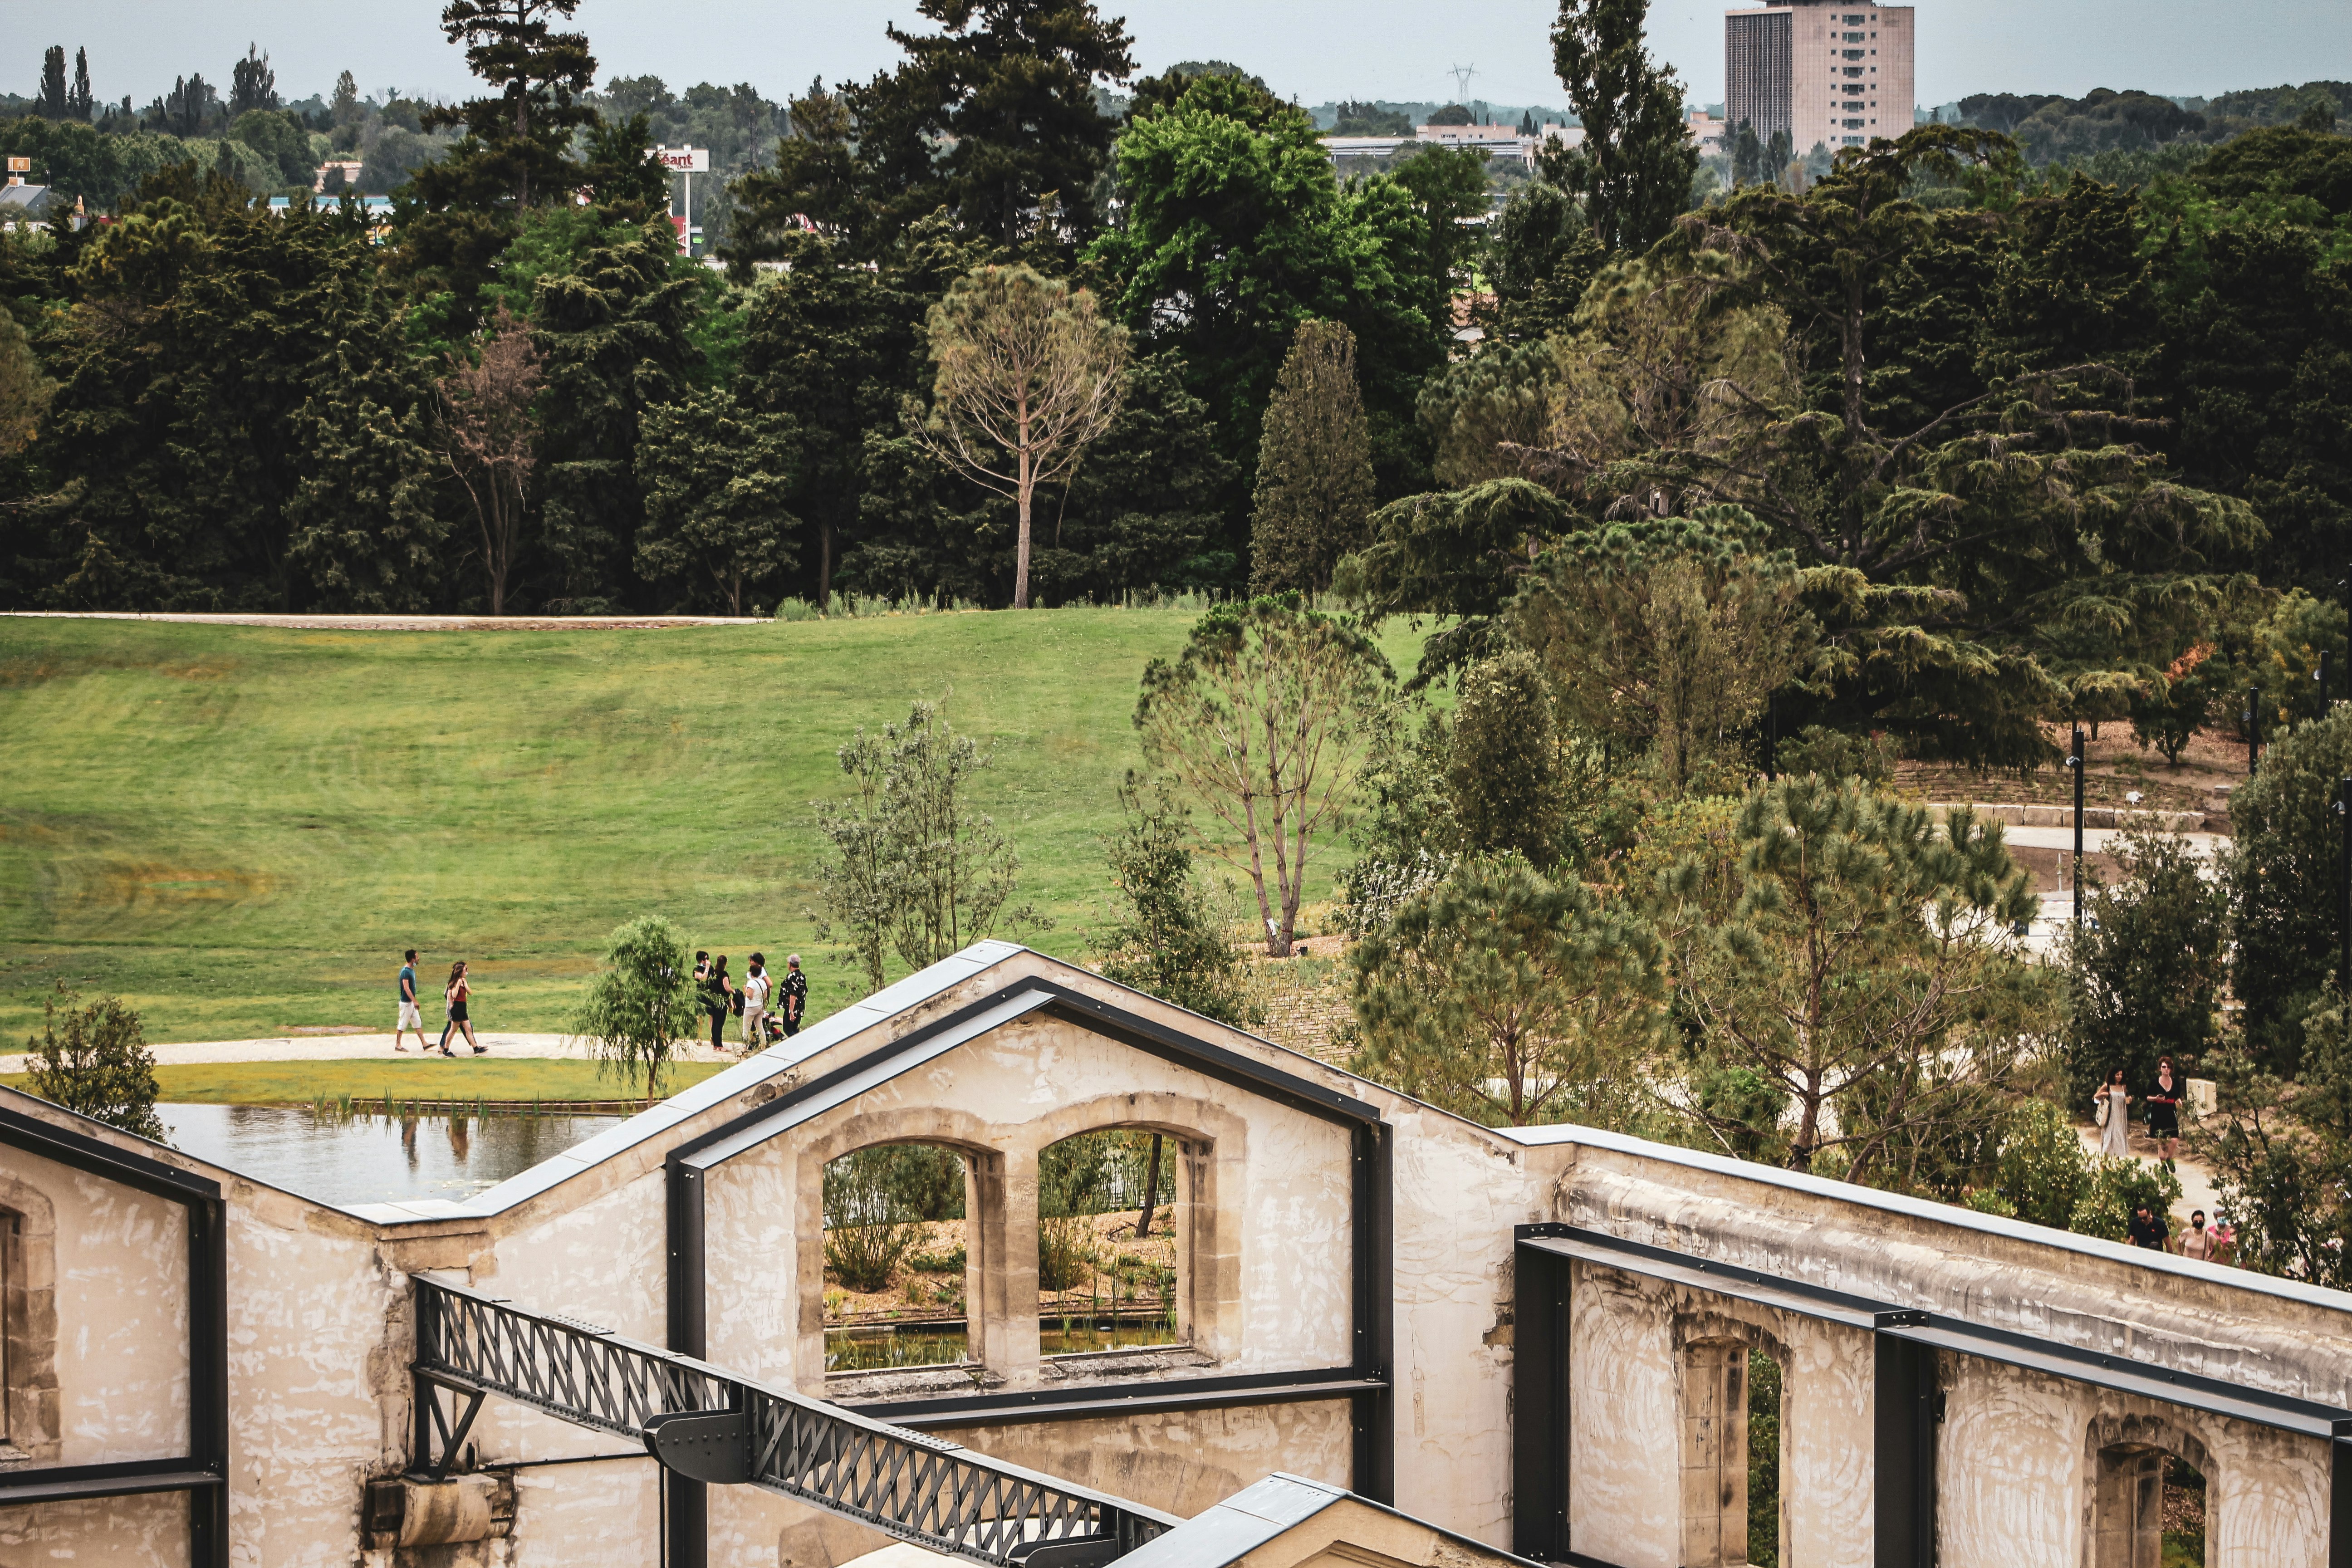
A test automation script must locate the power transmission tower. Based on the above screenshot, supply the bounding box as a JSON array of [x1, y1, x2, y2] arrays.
[[1446, 64, 1477, 105]]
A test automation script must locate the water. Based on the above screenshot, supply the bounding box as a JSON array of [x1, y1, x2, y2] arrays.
[[823, 1314, 1183, 1373], [159, 1103, 627, 1209]]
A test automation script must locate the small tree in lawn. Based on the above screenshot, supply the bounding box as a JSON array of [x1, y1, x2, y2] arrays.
[[573, 915, 698, 1106], [1095, 773, 1251, 1025], [436, 305, 543, 616], [813, 701, 1037, 995], [2060, 830, 2228, 1100], [1249, 319, 1375, 598], [912, 263, 1127, 609], [635, 388, 799, 615], [1350, 856, 1663, 1127], [25, 986, 165, 1142], [1136, 598, 1394, 956]]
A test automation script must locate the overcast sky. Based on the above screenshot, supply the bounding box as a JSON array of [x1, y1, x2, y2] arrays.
[[41, 0, 2352, 115]]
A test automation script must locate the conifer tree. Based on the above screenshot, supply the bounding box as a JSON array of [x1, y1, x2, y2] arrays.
[[68, 48, 92, 121], [229, 43, 278, 116], [417, 0, 598, 211], [1248, 319, 1374, 598], [36, 47, 66, 120], [1543, 0, 1698, 252]]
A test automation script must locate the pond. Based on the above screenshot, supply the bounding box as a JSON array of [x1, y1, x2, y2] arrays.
[[159, 1103, 627, 1209], [824, 1313, 1185, 1373]]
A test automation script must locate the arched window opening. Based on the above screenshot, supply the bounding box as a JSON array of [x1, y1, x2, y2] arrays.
[[1037, 1130, 1181, 1356], [2093, 1443, 2208, 1568], [821, 1143, 971, 1373], [1747, 1348, 1782, 1568], [1676, 1340, 1748, 1568]]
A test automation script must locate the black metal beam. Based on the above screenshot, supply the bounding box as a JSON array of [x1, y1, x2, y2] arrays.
[[1351, 1118, 1395, 1503], [2332, 1438, 2352, 1568], [0, 1105, 229, 1568], [1872, 1332, 1937, 1568], [1511, 1243, 1573, 1563], [664, 1161, 708, 1568], [848, 1367, 1380, 1428]]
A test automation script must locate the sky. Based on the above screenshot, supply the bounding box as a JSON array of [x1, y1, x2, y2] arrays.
[[34, 0, 2352, 116]]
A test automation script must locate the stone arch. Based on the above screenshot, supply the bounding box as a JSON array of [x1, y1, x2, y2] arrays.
[[0, 1169, 59, 1461], [1671, 1309, 1791, 1568], [797, 1108, 1006, 1385], [1016, 1093, 1250, 1367], [2085, 1411, 2215, 1568]]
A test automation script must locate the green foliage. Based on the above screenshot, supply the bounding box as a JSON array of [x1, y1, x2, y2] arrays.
[[228, 109, 315, 187], [24, 986, 165, 1142], [2062, 832, 2228, 1099], [2223, 706, 2352, 1073], [635, 388, 800, 615], [1448, 651, 1566, 864], [1350, 854, 1662, 1126], [418, 0, 599, 212], [1774, 725, 1897, 787], [2129, 642, 2226, 764], [1346, 478, 1576, 688], [569, 914, 698, 1102], [1250, 319, 1376, 596], [2067, 1156, 2185, 1243], [2246, 588, 2348, 729], [1989, 1098, 2093, 1230], [1542, 0, 1700, 253], [1478, 183, 1604, 345], [1095, 774, 1250, 1025], [2195, 991, 2352, 1288], [823, 1145, 931, 1292], [812, 700, 1034, 995], [1332, 101, 1413, 138], [1747, 1348, 1781, 1568], [1663, 781, 2057, 1179]]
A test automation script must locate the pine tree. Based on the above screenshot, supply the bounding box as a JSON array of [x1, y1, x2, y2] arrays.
[[635, 389, 800, 615], [1542, 0, 1699, 252], [36, 46, 66, 120], [1248, 319, 1375, 597], [418, 0, 598, 211], [330, 70, 362, 127]]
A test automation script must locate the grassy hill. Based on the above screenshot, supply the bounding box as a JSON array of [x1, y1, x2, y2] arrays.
[[0, 609, 1423, 1044]]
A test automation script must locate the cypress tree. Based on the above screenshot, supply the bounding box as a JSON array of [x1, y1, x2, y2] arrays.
[[1248, 319, 1374, 598]]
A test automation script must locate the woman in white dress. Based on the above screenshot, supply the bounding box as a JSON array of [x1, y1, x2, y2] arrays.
[[2097, 1068, 2132, 1157]]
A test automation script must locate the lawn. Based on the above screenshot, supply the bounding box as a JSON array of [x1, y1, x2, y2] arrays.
[[0, 609, 1425, 1044], [0, 1056, 733, 1107]]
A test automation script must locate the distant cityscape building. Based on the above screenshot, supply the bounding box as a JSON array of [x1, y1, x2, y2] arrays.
[[1725, 0, 1914, 153]]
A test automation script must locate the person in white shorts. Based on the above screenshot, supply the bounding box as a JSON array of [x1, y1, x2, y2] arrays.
[[740, 953, 771, 1051], [395, 949, 428, 1053]]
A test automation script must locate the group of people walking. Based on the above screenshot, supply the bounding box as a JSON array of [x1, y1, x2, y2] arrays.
[[393, 950, 484, 1057], [694, 950, 805, 1053], [2094, 1054, 2234, 1261]]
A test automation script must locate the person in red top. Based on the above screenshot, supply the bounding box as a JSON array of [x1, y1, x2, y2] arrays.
[[2146, 1054, 2184, 1170]]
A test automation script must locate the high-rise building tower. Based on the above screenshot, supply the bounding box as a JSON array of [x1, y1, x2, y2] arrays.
[[1725, 0, 1914, 156]]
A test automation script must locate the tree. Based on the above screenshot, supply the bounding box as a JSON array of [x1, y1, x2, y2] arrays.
[[2128, 641, 2223, 765], [331, 70, 363, 128], [571, 914, 698, 1106], [813, 701, 1034, 994], [1350, 855, 1662, 1126], [2224, 705, 2352, 1073], [436, 305, 544, 615], [726, 79, 872, 258], [36, 47, 67, 120], [2060, 830, 2228, 1101], [1095, 774, 1250, 1025], [1478, 183, 1605, 344], [1509, 509, 1812, 794], [0, 308, 54, 458], [229, 43, 279, 117], [635, 389, 799, 615], [1346, 477, 1577, 687], [2196, 992, 2352, 1289], [1448, 650, 1566, 864], [1542, 0, 1699, 253], [847, 0, 1135, 248], [1136, 598, 1394, 956], [913, 263, 1127, 608], [1249, 319, 1375, 598], [67, 49, 93, 122], [1662, 781, 2059, 1178], [420, 0, 598, 211], [24, 986, 166, 1142]]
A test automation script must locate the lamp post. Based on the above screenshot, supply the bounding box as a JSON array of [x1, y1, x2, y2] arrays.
[[2068, 724, 2086, 919], [2337, 779, 2351, 989], [2244, 687, 2261, 776], [2321, 649, 2332, 717]]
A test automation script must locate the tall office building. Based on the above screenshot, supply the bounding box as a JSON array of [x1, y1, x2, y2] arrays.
[[1725, 0, 1914, 154]]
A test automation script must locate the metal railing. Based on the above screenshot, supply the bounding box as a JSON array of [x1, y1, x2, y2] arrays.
[[411, 1274, 1175, 1565]]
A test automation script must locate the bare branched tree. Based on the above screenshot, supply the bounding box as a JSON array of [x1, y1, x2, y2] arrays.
[[912, 264, 1127, 609], [436, 306, 543, 616]]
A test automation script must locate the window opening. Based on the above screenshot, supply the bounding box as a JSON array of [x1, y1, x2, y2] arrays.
[[1747, 1349, 1782, 1568], [2093, 1444, 2208, 1568], [821, 1144, 970, 1372], [2162, 1455, 2207, 1567], [1037, 1130, 1181, 1356]]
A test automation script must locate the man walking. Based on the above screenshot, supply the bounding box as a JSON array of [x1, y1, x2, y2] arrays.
[[741, 954, 770, 1051], [395, 950, 428, 1053], [779, 954, 807, 1039]]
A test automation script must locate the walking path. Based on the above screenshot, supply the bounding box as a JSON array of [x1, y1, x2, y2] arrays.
[[0, 1031, 743, 1076]]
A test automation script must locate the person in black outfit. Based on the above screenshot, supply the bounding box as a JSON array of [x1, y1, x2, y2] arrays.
[[2127, 1200, 2171, 1252], [2146, 1054, 2184, 1169], [704, 956, 732, 1048], [779, 954, 808, 1038]]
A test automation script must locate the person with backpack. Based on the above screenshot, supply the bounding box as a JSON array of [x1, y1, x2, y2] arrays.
[[740, 954, 771, 1052], [704, 956, 733, 1049]]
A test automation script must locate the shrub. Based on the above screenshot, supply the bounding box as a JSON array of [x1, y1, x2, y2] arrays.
[[1992, 1098, 2093, 1230], [24, 987, 164, 1141], [2067, 1156, 2184, 1242], [774, 597, 820, 622], [822, 1147, 927, 1293], [907, 1244, 967, 1274]]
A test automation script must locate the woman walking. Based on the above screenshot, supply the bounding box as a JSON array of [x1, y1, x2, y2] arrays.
[[705, 956, 732, 1049], [2146, 1055, 2184, 1170], [2096, 1068, 2132, 1158], [438, 960, 484, 1056]]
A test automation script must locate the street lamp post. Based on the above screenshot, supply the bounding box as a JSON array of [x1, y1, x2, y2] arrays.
[[2068, 724, 2086, 918], [2244, 687, 2261, 776], [2338, 779, 2351, 988], [2321, 648, 2332, 716]]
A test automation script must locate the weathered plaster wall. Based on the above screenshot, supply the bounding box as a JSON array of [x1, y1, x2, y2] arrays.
[[943, 1401, 1355, 1517], [0, 1491, 186, 1567]]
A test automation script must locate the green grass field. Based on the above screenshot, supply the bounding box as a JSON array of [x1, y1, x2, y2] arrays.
[[0, 609, 1424, 1045], [0, 1057, 733, 1106]]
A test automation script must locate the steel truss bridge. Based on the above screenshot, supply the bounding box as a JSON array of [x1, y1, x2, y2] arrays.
[[410, 1273, 1177, 1567]]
